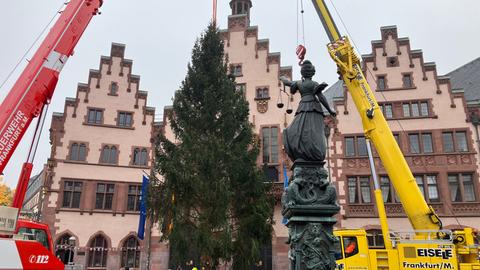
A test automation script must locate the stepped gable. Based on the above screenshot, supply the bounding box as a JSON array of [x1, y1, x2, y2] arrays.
[[220, 25, 292, 81], [49, 43, 155, 159], [359, 26, 463, 108]]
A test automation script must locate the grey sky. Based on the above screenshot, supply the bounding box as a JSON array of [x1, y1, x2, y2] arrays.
[[1, 0, 479, 187]]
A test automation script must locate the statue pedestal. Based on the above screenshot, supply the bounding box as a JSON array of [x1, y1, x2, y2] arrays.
[[282, 165, 340, 270]]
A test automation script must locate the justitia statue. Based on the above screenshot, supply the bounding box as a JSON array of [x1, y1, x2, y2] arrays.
[[280, 60, 340, 270], [280, 60, 337, 164]]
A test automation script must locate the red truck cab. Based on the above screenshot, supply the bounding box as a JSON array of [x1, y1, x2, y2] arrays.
[[15, 219, 54, 254]]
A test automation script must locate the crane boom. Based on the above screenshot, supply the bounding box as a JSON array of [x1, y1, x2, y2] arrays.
[[0, 0, 102, 173], [0, 0, 102, 210], [310, 0, 441, 233]]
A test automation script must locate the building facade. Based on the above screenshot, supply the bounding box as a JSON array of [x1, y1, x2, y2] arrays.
[[326, 26, 480, 241], [41, 43, 167, 270], [21, 167, 46, 220]]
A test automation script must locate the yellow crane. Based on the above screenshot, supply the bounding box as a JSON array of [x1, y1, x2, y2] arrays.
[[309, 0, 480, 269]]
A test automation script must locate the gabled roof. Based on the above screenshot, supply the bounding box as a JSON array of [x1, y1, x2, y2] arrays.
[[447, 57, 480, 104], [323, 80, 344, 108]]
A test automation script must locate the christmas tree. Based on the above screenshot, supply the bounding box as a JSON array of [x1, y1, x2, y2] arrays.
[[153, 24, 273, 270]]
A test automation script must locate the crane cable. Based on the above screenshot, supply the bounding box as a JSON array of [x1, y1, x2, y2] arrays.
[[0, 1, 67, 91], [327, 0, 462, 227], [296, 0, 307, 65]]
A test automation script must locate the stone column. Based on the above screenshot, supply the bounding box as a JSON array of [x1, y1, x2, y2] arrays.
[[282, 163, 340, 270]]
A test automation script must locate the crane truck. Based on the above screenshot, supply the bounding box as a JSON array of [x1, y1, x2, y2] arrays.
[[0, 0, 102, 269], [307, 0, 480, 269]]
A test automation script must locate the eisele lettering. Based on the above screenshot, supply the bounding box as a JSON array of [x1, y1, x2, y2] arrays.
[[417, 248, 453, 259]]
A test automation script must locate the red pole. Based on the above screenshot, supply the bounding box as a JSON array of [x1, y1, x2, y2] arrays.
[[213, 0, 217, 25]]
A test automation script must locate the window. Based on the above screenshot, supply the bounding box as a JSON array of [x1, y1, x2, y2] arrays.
[[109, 82, 118, 95], [415, 175, 439, 202], [443, 131, 469, 153], [95, 183, 115, 210], [55, 234, 74, 265], [347, 176, 371, 204], [343, 237, 359, 258], [132, 148, 148, 166], [357, 137, 368, 156], [62, 181, 82, 208], [17, 227, 50, 252], [262, 127, 278, 163], [121, 236, 140, 268], [101, 145, 118, 164], [456, 132, 468, 152], [127, 185, 141, 211], [403, 74, 413, 88], [409, 132, 433, 154], [88, 235, 108, 268], [345, 137, 355, 157], [420, 102, 429, 116], [87, 109, 103, 124], [384, 104, 393, 119], [69, 143, 87, 161], [360, 177, 371, 203], [381, 176, 393, 203], [117, 112, 133, 127], [442, 132, 454, 153], [402, 101, 430, 118], [235, 83, 246, 96], [264, 166, 279, 182], [256, 87, 269, 99], [377, 76, 386, 90], [449, 173, 476, 202], [403, 104, 411, 117], [366, 229, 385, 248], [230, 64, 242, 77], [422, 133, 433, 153], [411, 103, 420, 117], [345, 136, 370, 157], [409, 134, 420, 154]]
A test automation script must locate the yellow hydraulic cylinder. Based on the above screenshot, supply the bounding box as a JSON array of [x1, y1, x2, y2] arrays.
[[366, 139, 392, 249]]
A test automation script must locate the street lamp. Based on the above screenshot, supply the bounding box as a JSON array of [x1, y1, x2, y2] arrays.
[[68, 236, 76, 265]]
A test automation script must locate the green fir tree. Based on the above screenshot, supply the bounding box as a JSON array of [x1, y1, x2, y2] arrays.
[[153, 24, 273, 270]]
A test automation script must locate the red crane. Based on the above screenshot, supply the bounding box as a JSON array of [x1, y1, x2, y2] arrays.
[[0, 0, 102, 268]]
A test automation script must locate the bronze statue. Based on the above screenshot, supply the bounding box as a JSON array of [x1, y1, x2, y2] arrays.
[[281, 60, 340, 270], [280, 60, 336, 164]]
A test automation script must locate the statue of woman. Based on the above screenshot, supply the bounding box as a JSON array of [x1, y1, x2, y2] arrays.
[[280, 60, 336, 164]]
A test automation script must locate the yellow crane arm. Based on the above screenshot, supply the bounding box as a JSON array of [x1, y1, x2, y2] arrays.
[[310, 0, 441, 233]]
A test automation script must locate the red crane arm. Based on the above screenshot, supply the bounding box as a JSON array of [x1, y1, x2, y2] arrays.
[[0, 0, 102, 208]]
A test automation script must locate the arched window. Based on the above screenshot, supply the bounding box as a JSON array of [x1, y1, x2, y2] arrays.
[[101, 145, 118, 164], [70, 143, 78, 160], [110, 146, 117, 164], [132, 148, 148, 166], [88, 235, 108, 268], [78, 144, 86, 161], [55, 234, 74, 265], [70, 143, 87, 161], [121, 236, 140, 268], [101, 146, 110, 163], [140, 149, 147, 166], [110, 82, 118, 95], [133, 148, 140, 165]]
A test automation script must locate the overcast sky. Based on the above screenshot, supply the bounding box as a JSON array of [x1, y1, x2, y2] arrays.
[[1, 0, 479, 188]]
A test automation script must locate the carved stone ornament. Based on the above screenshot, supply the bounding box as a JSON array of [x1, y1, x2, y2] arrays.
[[257, 100, 268, 113]]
